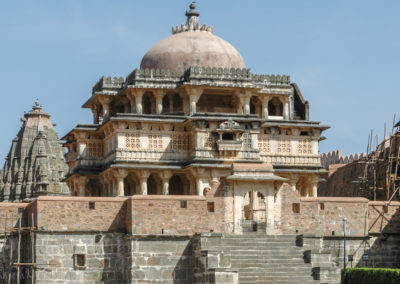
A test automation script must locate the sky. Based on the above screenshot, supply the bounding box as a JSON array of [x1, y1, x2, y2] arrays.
[[0, 0, 399, 162]]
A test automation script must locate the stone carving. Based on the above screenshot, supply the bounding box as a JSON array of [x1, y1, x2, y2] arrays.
[[217, 119, 242, 130], [172, 2, 215, 35], [0, 101, 69, 201]]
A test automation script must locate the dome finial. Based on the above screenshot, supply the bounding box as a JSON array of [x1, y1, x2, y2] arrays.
[[33, 99, 42, 112], [171, 2, 214, 35], [185, 2, 200, 29]]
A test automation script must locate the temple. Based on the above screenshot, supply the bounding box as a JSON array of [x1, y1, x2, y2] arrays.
[[63, 2, 328, 233], [0, 3, 399, 284], [0, 101, 69, 202]]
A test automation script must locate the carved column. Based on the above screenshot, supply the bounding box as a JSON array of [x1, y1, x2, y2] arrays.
[[154, 90, 165, 115], [185, 87, 203, 115], [262, 96, 270, 119], [91, 104, 99, 124], [132, 89, 145, 115], [283, 97, 290, 120], [115, 169, 128, 197], [288, 174, 299, 192], [138, 170, 150, 195], [98, 96, 111, 121], [241, 91, 252, 115], [309, 176, 319, 197], [192, 168, 209, 196], [161, 171, 171, 195], [266, 183, 275, 235]]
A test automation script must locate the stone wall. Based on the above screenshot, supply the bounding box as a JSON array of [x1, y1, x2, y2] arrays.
[[368, 201, 400, 234], [32, 233, 195, 283], [129, 195, 220, 235], [127, 236, 194, 283], [304, 234, 400, 269], [34, 232, 129, 283], [32, 196, 128, 232], [280, 187, 369, 236]]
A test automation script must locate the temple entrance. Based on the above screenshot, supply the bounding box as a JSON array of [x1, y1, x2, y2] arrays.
[[242, 191, 266, 232]]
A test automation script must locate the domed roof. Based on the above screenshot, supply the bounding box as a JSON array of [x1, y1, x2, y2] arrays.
[[140, 3, 245, 71]]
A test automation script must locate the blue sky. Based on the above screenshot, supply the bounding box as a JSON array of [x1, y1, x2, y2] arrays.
[[0, 0, 399, 161]]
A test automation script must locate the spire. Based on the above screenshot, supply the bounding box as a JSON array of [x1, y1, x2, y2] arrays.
[[33, 99, 42, 112], [172, 2, 214, 35], [185, 2, 200, 28]]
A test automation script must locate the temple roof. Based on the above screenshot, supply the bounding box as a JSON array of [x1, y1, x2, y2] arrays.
[[140, 2, 245, 71], [0, 101, 70, 202]]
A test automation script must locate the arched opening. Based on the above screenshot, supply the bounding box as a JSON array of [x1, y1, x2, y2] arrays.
[[169, 175, 184, 195], [147, 174, 160, 195], [197, 93, 236, 113], [250, 96, 262, 116], [86, 179, 101, 196], [109, 100, 126, 117], [143, 92, 156, 114], [297, 176, 309, 197], [172, 93, 183, 113], [124, 176, 137, 196], [162, 95, 170, 113], [268, 97, 283, 116]]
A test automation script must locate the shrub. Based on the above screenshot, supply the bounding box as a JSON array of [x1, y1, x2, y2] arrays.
[[344, 268, 400, 284]]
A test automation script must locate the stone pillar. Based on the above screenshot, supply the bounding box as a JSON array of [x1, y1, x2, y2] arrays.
[[132, 90, 144, 115], [98, 96, 111, 121], [161, 171, 171, 195], [309, 176, 319, 197], [154, 90, 165, 115], [262, 96, 270, 119], [242, 91, 252, 115], [266, 183, 275, 235], [283, 97, 290, 120], [186, 87, 203, 115], [139, 171, 150, 195], [91, 105, 99, 124], [115, 169, 128, 197], [196, 179, 203, 196], [288, 174, 299, 192]]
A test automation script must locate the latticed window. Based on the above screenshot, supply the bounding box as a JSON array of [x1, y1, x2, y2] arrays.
[[258, 135, 270, 154], [298, 140, 312, 154], [204, 132, 216, 149], [171, 134, 191, 150], [87, 142, 103, 158], [148, 135, 163, 150], [277, 139, 291, 154], [125, 133, 141, 149], [242, 133, 252, 149]]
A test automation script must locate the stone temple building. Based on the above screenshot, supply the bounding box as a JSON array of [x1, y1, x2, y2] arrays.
[[63, 2, 328, 232], [0, 3, 399, 284], [0, 101, 69, 202]]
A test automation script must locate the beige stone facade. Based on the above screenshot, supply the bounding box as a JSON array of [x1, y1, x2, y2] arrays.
[[62, 4, 329, 235]]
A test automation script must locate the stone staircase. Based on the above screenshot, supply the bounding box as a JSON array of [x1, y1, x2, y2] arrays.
[[215, 234, 340, 284]]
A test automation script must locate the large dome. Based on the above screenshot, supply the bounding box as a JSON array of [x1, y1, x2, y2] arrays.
[[140, 3, 245, 71]]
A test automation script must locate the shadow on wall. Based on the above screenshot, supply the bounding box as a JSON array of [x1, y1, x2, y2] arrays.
[[321, 205, 400, 269]]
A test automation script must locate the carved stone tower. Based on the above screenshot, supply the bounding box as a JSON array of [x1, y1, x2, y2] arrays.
[[0, 101, 69, 201]]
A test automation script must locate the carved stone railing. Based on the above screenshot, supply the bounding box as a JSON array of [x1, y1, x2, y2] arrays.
[[111, 149, 191, 163], [126, 68, 184, 85], [120, 67, 292, 88], [260, 154, 321, 167], [217, 141, 243, 152], [92, 76, 125, 94]]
